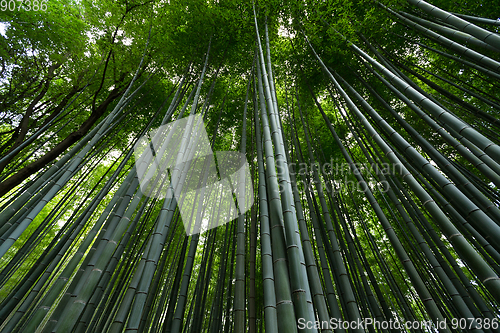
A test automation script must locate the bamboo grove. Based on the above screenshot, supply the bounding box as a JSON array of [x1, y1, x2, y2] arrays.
[[1, 0, 500, 332]]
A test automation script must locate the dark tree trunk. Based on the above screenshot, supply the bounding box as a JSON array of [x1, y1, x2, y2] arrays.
[[0, 86, 125, 197]]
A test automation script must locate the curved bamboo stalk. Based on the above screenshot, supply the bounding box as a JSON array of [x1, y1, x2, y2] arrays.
[[284, 94, 334, 333], [380, 4, 500, 72], [253, 75, 279, 333], [233, 68, 252, 333], [399, 11, 499, 52], [339, 99, 484, 327], [305, 32, 500, 308], [338, 69, 500, 240], [406, 0, 500, 50], [392, 59, 500, 128], [359, 59, 500, 181], [349, 39, 500, 166], [255, 54, 297, 333], [451, 12, 500, 26], [289, 114, 346, 325], [255, 11, 316, 330], [306, 75, 451, 331]]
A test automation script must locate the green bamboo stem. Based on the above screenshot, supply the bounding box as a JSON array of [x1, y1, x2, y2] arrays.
[[253, 76, 279, 333], [255, 53, 297, 332], [233, 70, 252, 333], [340, 99, 483, 327], [255, 12, 316, 331], [399, 11, 499, 52], [406, 0, 500, 50], [336, 71, 500, 244]]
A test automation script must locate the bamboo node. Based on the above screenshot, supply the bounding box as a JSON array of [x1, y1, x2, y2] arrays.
[[422, 199, 434, 206], [483, 277, 499, 283]]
